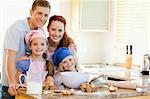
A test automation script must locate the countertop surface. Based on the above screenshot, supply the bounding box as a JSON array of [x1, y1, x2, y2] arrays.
[[16, 65, 150, 99], [17, 86, 150, 99]]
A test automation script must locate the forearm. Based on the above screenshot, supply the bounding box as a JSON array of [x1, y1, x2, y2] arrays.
[[15, 71, 22, 83], [69, 44, 77, 53], [5, 50, 17, 84]]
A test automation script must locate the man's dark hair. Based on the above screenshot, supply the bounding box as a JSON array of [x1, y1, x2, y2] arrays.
[[32, 0, 51, 11]]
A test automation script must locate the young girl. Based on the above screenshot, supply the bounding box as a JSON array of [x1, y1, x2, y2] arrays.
[[15, 30, 54, 87], [52, 47, 78, 87]]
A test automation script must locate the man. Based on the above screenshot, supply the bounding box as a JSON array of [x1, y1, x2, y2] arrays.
[[1, 0, 51, 98]]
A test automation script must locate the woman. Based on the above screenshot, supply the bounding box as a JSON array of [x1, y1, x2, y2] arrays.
[[47, 15, 77, 62]]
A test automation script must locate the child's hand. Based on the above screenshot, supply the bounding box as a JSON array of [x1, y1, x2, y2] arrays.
[[62, 89, 75, 96], [45, 76, 54, 86], [44, 76, 56, 90], [80, 82, 96, 92]]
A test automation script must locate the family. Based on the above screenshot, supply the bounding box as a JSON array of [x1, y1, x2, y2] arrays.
[[1, 0, 78, 98]]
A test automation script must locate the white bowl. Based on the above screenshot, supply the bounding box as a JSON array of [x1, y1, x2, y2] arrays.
[[61, 72, 89, 88]]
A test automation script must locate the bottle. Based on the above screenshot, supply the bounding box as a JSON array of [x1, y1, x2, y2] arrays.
[[125, 45, 132, 69], [140, 54, 150, 75]]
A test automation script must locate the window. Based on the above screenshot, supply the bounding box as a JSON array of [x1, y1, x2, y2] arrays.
[[114, 0, 150, 65], [80, 0, 111, 32]]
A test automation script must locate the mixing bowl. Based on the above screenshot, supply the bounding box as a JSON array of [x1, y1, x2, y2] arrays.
[[61, 72, 89, 88]]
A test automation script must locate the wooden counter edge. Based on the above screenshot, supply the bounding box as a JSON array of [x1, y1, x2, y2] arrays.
[[15, 88, 37, 99], [120, 95, 150, 99]]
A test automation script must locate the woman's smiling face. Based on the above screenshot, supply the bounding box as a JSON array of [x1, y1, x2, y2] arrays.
[[48, 20, 65, 43]]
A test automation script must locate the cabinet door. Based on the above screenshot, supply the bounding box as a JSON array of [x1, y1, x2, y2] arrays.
[[80, 0, 111, 32]]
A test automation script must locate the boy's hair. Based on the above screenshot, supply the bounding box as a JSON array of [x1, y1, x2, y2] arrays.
[[32, 0, 51, 11], [53, 47, 73, 66]]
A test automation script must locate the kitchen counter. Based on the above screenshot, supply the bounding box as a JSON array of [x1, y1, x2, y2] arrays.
[[16, 65, 150, 99], [16, 86, 150, 99]]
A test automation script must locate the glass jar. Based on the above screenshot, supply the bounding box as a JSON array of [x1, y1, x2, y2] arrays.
[[136, 75, 150, 92]]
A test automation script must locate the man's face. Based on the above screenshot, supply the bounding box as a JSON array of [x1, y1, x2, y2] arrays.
[[30, 6, 50, 29]]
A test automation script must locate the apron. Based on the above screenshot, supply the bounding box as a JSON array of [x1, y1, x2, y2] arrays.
[[28, 59, 45, 73], [27, 59, 46, 82]]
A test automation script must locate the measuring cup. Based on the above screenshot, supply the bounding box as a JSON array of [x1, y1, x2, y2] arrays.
[[19, 71, 48, 94]]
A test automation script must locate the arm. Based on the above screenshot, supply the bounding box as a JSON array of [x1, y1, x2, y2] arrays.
[[6, 49, 17, 84], [45, 76, 54, 86], [46, 60, 54, 76], [68, 43, 77, 54], [4, 20, 23, 96], [44, 76, 56, 90], [5, 49, 20, 96], [15, 70, 22, 83], [16, 55, 29, 62], [53, 72, 63, 86]]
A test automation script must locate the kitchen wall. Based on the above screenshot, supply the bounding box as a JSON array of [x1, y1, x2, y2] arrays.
[[76, 31, 114, 64], [69, 0, 115, 65]]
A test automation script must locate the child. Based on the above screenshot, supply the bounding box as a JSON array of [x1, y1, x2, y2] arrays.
[[15, 30, 54, 87], [52, 47, 78, 87]]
